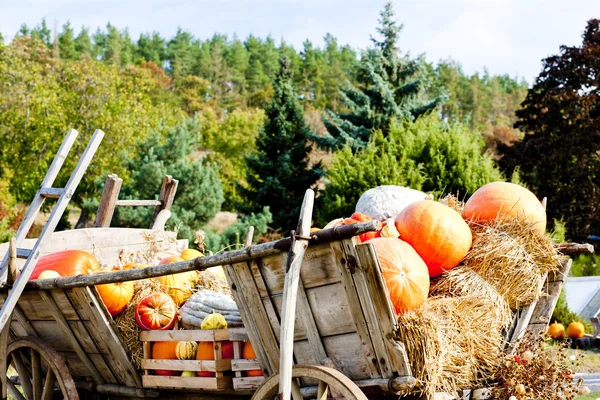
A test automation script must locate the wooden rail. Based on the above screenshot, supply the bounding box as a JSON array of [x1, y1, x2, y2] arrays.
[[26, 221, 381, 290]]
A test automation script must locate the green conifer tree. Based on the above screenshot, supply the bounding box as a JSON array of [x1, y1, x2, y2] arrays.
[[238, 56, 324, 231], [74, 27, 92, 58], [59, 22, 78, 60], [316, 2, 445, 151]]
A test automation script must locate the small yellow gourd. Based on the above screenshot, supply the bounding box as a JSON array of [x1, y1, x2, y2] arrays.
[[175, 341, 198, 360], [201, 313, 228, 330]]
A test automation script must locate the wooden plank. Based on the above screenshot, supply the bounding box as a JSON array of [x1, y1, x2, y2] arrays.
[[141, 359, 230, 372], [140, 328, 247, 342], [330, 240, 380, 379], [94, 174, 123, 228], [142, 375, 232, 390], [232, 376, 265, 390], [355, 242, 412, 377], [60, 352, 118, 382], [151, 175, 178, 227], [0, 129, 104, 332], [508, 272, 548, 353], [29, 320, 101, 353], [248, 258, 285, 343], [293, 333, 373, 380], [256, 243, 342, 296], [233, 341, 243, 378], [279, 189, 314, 400], [529, 259, 573, 327], [342, 240, 393, 378], [66, 287, 142, 388], [39, 290, 106, 385], [231, 359, 261, 371], [230, 262, 280, 375], [12, 290, 79, 321]]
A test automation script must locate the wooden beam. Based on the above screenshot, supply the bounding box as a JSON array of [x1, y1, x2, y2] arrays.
[[151, 175, 178, 228], [27, 220, 382, 290], [94, 174, 123, 228], [7, 239, 17, 286], [554, 242, 594, 255]]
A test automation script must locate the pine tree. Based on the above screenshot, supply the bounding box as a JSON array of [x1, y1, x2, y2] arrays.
[[137, 32, 166, 64], [59, 22, 78, 60], [74, 27, 92, 58], [316, 2, 445, 151], [31, 19, 52, 47], [238, 56, 324, 231]]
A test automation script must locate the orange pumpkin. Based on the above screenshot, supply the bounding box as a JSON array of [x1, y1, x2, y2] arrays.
[[96, 281, 134, 317], [343, 212, 380, 242], [181, 249, 203, 260], [462, 182, 546, 234], [395, 200, 472, 277], [567, 321, 585, 339], [547, 322, 565, 339], [242, 341, 263, 377], [135, 293, 177, 330], [367, 238, 430, 314], [196, 341, 216, 377], [30, 250, 99, 280], [152, 341, 179, 376]]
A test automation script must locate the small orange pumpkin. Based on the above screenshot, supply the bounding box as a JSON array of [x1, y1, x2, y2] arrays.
[[462, 182, 546, 234], [394, 200, 472, 277], [152, 341, 179, 376], [135, 293, 177, 330], [196, 341, 216, 377], [96, 281, 134, 317], [242, 341, 263, 377], [367, 238, 430, 314], [567, 321, 585, 339], [547, 322, 565, 339]]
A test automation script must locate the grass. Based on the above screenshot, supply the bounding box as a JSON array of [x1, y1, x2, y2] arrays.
[[569, 347, 600, 374], [577, 392, 600, 399]]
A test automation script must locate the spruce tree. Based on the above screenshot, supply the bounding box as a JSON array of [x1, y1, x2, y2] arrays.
[[59, 22, 78, 60], [315, 2, 445, 151], [74, 27, 92, 58], [238, 56, 324, 231]]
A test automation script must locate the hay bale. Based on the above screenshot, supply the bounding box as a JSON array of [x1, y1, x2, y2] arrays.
[[462, 216, 563, 309], [397, 295, 506, 398]]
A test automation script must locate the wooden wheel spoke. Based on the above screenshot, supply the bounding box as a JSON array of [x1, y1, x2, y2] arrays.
[[11, 350, 33, 400], [31, 350, 42, 400], [6, 379, 26, 400], [41, 368, 56, 400], [317, 380, 329, 400]]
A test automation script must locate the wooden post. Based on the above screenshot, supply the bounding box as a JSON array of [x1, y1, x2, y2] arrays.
[[94, 174, 123, 228], [7, 239, 17, 286], [244, 226, 255, 247], [278, 189, 314, 400], [151, 175, 178, 229]]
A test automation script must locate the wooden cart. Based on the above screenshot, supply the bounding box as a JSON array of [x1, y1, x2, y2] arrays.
[[0, 131, 591, 400]]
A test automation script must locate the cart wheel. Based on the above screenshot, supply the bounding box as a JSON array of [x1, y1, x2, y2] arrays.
[[5, 337, 79, 400], [251, 365, 368, 400]]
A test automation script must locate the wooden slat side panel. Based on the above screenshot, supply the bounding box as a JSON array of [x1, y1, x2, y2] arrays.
[[11, 291, 79, 321], [142, 375, 232, 390], [28, 320, 101, 353], [256, 243, 341, 295], [62, 352, 118, 383], [66, 287, 142, 388], [330, 240, 381, 379], [356, 242, 412, 377]]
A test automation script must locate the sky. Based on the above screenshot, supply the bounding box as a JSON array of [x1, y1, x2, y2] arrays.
[[0, 0, 598, 83]]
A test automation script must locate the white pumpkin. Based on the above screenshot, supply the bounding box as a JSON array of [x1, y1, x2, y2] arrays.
[[179, 289, 243, 329], [355, 186, 429, 221]]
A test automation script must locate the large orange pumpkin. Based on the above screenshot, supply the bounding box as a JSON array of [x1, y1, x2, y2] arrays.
[[462, 182, 547, 234], [155, 256, 198, 306], [547, 322, 565, 339], [395, 200, 472, 277], [135, 293, 177, 330], [152, 341, 179, 376], [30, 250, 100, 280], [242, 341, 263, 377], [196, 341, 216, 377], [367, 238, 430, 314], [567, 321, 585, 339], [96, 281, 134, 317]]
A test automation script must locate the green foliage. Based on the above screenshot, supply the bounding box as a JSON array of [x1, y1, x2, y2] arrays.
[[197, 108, 265, 211], [0, 168, 23, 243], [201, 207, 273, 254], [500, 19, 600, 242], [320, 113, 503, 222], [551, 219, 567, 244], [316, 2, 445, 151], [112, 118, 224, 243], [570, 253, 600, 277], [0, 37, 182, 212], [239, 57, 324, 231]]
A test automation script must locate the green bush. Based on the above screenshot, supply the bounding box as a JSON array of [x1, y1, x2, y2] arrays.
[[319, 113, 503, 222]]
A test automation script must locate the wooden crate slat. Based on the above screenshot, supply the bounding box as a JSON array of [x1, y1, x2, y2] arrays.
[[330, 240, 381, 378], [142, 375, 232, 390], [232, 376, 265, 390], [66, 287, 142, 388], [231, 359, 261, 371], [141, 359, 230, 372], [356, 242, 412, 377]]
